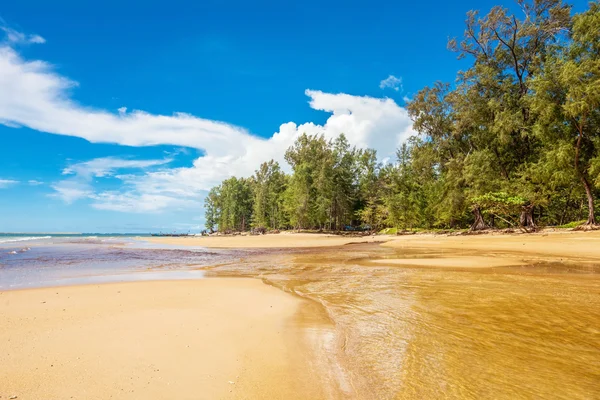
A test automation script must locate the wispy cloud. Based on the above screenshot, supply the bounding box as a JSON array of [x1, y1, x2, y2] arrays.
[[51, 157, 172, 204], [0, 41, 415, 213], [50, 180, 93, 204], [0, 179, 18, 188], [90, 192, 200, 213], [1, 26, 45, 45], [62, 157, 171, 179], [379, 75, 403, 92], [28, 180, 44, 186]]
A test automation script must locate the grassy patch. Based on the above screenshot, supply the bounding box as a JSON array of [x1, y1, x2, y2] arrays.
[[556, 220, 586, 229]]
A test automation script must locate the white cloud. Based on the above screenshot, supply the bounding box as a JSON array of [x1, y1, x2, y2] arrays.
[[1, 27, 45, 45], [51, 157, 172, 204], [0, 43, 416, 213], [50, 180, 93, 204], [0, 179, 18, 188], [379, 75, 403, 92], [90, 192, 200, 213], [28, 180, 44, 185], [62, 157, 171, 179]]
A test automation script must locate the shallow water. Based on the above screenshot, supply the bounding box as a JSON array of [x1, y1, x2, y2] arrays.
[[0, 236, 238, 289], [205, 243, 600, 399]]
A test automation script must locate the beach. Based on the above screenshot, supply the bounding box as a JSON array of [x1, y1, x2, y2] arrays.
[[0, 279, 333, 400], [2, 231, 600, 399]]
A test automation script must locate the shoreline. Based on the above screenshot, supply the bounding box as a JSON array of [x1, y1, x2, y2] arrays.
[[143, 232, 395, 248], [0, 278, 338, 399], [143, 229, 600, 266]]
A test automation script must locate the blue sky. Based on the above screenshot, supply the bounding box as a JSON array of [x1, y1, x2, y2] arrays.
[[0, 0, 589, 233]]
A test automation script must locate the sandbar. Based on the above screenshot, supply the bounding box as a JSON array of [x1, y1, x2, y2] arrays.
[[382, 230, 600, 261], [144, 232, 394, 248]]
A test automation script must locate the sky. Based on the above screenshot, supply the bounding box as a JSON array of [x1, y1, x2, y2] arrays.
[[0, 0, 590, 233]]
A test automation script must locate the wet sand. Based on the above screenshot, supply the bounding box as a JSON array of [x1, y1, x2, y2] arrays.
[[369, 255, 525, 268], [0, 279, 334, 400], [197, 233, 600, 399]]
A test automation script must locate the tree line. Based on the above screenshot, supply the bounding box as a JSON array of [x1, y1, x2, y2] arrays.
[[205, 0, 600, 233]]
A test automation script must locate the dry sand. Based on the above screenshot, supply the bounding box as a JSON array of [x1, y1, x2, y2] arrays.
[[382, 230, 600, 261], [144, 232, 394, 248], [0, 279, 332, 400]]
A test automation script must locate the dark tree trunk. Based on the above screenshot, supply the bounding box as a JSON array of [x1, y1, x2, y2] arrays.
[[520, 204, 536, 232], [574, 124, 597, 226], [582, 176, 597, 225], [470, 207, 488, 231]]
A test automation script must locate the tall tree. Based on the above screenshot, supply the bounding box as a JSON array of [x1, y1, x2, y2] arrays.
[[251, 160, 287, 229], [531, 2, 599, 225]]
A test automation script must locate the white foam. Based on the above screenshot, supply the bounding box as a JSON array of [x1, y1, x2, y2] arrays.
[[0, 236, 51, 243]]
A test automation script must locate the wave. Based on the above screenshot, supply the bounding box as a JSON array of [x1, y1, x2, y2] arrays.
[[0, 236, 51, 243]]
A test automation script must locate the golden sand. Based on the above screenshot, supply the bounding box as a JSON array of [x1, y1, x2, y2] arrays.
[[0, 279, 332, 400], [382, 230, 600, 261]]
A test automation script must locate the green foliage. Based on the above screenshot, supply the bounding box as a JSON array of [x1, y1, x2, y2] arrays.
[[251, 160, 287, 229], [204, 1, 600, 232], [471, 192, 528, 226], [557, 220, 586, 229]]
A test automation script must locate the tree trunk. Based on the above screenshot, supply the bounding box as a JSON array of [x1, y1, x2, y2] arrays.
[[582, 176, 597, 225], [520, 204, 536, 232], [470, 207, 488, 231], [574, 123, 596, 226]]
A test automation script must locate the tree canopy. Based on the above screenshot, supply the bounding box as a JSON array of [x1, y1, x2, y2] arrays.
[[205, 1, 600, 233]]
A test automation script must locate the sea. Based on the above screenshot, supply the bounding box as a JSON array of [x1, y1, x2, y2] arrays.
[[0, 233, 239, 290]]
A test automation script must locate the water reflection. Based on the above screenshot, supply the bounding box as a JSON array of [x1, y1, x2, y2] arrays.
[[206, 243, 600, 399]]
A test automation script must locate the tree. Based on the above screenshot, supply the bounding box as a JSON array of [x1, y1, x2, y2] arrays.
[[202, 2, 599, 233], [252, 160, 287, 229], [204, 187, 220, 232], [531, 2, 600, 225]]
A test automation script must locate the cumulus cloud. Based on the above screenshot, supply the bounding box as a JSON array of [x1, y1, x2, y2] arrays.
[[1, 26, 45, 45], [0, 43, 416, 213], [0, 179, 18, 188], [379, 75, 403, 92]]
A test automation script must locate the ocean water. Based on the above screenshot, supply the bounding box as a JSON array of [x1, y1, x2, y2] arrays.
[[0, 235, 239, 290]]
